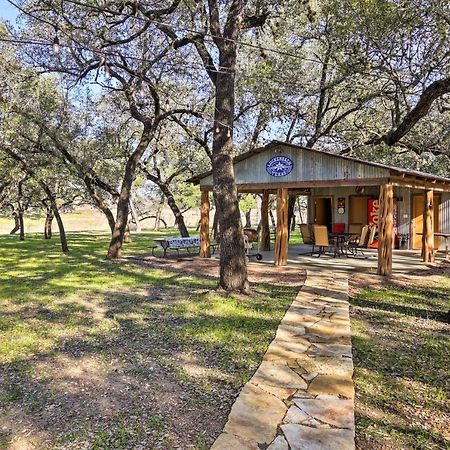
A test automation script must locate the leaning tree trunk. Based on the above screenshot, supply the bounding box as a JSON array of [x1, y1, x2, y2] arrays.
[[129, 196, 141, 233], [269, 209, 276, 228], [18, 211, 25, 241], [44, 209, 53, 239], [244, 210, 252, 228], [212, 208, 219, 240], [159, 183, 189, 237], [52, 206, 68, 253], [107, 129, 152, 259], [287, 195, 296, 238], [211, 39, 248, 292], [10, 212, 19, 234], [41, 187, 69, 253], [84, 178, 116, 234]]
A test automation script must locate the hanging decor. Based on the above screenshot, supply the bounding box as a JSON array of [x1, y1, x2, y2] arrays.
[[337, 197, 345, 214]]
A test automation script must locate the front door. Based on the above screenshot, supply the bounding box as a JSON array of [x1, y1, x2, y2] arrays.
[[412, 194, 440, 249], [349, 196, 368, 226], [313, 197, 333, 231]]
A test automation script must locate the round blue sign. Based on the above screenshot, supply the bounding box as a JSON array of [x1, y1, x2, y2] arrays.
[[266, 156, 294, 177]]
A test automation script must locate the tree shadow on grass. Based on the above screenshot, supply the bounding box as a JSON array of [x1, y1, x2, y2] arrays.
[[0, 261, 298, 449]]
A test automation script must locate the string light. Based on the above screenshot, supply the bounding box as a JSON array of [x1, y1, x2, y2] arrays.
[[52, 35, 60, 54]]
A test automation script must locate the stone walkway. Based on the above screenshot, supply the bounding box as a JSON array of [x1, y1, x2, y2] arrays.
[[212, 270, 355, 450]]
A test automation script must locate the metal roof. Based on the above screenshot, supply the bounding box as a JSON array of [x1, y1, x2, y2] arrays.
[[188, 140, 450, 185]]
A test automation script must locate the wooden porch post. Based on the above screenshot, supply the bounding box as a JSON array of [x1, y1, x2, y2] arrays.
[[422, 189, 434, 262], [199, 190, 211, 258], [260, 190, 270, 251], [274, 188, 289, 266], [377, 183, 394, 276]]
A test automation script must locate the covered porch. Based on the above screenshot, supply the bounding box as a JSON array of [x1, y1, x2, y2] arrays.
[[192, 141, 450, 276]]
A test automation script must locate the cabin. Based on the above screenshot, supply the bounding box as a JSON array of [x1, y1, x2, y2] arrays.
[[190, 141, 450, 275]]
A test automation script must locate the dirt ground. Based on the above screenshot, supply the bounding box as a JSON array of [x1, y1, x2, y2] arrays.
[[130, 255, 307, 287]]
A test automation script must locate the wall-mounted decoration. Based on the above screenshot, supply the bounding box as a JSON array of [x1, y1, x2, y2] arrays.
[[266, 156, 294, 177], [337, 197, 345, 215]]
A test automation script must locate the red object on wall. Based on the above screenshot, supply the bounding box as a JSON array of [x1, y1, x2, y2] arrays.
[[367, 198, 398, 248], [332, 223, 345, 234]]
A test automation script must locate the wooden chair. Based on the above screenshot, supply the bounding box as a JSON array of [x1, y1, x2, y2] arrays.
[[367, 225, 377, 248], [300, 224, 313, 244], [312, 225, 335, 257], [347, 225, 369, 256]]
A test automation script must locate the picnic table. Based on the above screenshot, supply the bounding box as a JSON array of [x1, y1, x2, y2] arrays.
[[152, 237, 200, 257]]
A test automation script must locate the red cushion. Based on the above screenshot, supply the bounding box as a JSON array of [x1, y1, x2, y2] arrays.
[[332, 223, 345, 234]]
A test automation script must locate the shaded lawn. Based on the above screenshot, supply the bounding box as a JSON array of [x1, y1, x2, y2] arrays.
[[350, 273, 450, 450], [0, 231, 299, 449]]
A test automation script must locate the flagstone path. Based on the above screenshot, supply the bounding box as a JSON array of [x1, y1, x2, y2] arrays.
[[212, 270, 355, 450]]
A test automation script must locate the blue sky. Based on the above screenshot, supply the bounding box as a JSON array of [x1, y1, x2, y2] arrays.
[[0, 1, 19, 22]]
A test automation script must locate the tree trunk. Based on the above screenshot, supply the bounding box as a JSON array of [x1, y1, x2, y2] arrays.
[[211, 39, 248, 292], [260, 191, 270, 251], [159, 183, 189, 237], [107, 129, 152, 259], [154, 204, 162, 230], [287, 195, 296, 237], [129, 196, 141, 232], [244, 210, 252, 228], [84, 177, 116, 234], [377, 184, 394, 276], [422, 190, 434, 263], [44, 209, 53, 239], [18, 211, 24, 241], [212, 208, 219, 241], [52, 204, 69, 253], [10, 212, 19, 234], [269, 209, 276, 228], [124, 223, 133, 243]]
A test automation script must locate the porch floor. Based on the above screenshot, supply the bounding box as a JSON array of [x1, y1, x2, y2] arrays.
[[245, 245, 447, 274]]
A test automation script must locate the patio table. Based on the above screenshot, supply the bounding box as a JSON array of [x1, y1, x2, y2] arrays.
[[328, 232, 360, 257], [417, 232, 450, 260]]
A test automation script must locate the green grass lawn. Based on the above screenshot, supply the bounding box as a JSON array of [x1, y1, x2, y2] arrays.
[[0, 231, 299, 449], [350, 274, 450, 450]]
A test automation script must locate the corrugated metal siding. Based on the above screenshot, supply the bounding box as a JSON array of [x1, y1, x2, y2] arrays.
[[439, 192, 450, 250], [200, 144, 390, 186]]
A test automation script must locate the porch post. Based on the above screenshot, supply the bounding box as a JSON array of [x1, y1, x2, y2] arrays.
[[422, 189, 434, 262], [377, 183, 394, 276], [199, 190, 211, 258], [275, 188, 289, 266], [260, 190, 271, 251]]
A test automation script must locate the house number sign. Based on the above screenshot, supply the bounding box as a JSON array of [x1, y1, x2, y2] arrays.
[[266, 156, 294, 177]]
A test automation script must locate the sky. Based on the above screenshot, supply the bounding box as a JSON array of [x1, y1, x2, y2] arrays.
[[0, 1, 19, 22]]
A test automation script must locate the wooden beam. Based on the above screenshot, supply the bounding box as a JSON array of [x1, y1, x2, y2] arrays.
[[391, 176, 450, 193], [260, 190, 270, 251], [200, 177, 390, 192], [422, 189, 434, 262], [377, 183, 394, 276], [199, 190, 211, 258], [274, 188, 289, 266]]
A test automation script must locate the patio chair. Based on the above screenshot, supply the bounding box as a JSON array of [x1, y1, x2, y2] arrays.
[[300, 224, 313, 244], [312, 225, 336, 257], [367, 225, 377, 248], [347, 225, 369, 256]]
